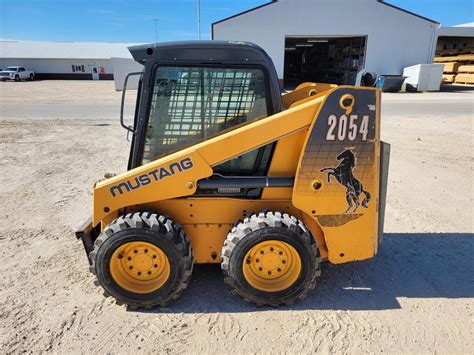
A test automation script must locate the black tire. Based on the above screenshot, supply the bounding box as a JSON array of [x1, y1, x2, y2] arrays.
[[89, 212, 193, 309], [29, 74, 34, 81], [14, 75, 20, 82], [221, 211, 321, 307]]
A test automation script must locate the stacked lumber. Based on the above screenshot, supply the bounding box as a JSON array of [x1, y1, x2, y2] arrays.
[[455, 65, 474, 84], [436, 46, 474, 56], [434, 54, 474, 63], [435, 49, 474, 84], [443, 62, 460, 73], [442, 74, 456, 83], [440, 62, 459, 83]]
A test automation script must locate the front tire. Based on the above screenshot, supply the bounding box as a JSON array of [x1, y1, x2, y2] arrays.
[[29, 74, 34, 81], [14, 75, 20, 82], [90, 212, 193, 309], [221, 211, 321, 307]]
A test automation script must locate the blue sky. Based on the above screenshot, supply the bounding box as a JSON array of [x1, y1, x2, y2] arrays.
[[0, 0, 472, 43]]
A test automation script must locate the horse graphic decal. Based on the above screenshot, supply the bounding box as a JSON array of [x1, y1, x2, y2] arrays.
[[320, 149, 371, 214]]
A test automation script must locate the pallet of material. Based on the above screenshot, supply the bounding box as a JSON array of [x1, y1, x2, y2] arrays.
[[435, 54, 474, 63], [454, 73, 474, 84], [443, 62, 460, 73], [457, 54, 474, 62], [442, 74, 456, 83], [458, 65, 474, 73], [434, 56, 458, 63]]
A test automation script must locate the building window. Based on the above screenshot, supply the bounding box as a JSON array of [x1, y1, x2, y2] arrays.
[[72, 65, 85, 73]]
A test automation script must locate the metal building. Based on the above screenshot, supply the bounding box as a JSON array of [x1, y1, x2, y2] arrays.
[[436, 23, 474, 55], [0, 40, 140, 80], [212, 0, 440, 86]]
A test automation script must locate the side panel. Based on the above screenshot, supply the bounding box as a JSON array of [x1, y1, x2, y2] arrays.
[[293, 87, 380, 264], [140, 198, 309, 264]]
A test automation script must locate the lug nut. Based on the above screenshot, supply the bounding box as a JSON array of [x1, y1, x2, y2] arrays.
[[258, 267, 263, 271], [279, 251, 283, 255], [129, 266, 133, 270], [127, 256, 132, 261], [277, 268, 282, 272], [117, 253, 123, 259], [144, 249, 148, 253], [154, 264, 158, 268], [260, 250, 264, 255], [137, 272, 142, 276], [134, 250, 138, 254], [268, 271, 272, 275], [282, 260, 286, 264], [153, 255, 157, 259], [147, 271, 152, 275], [270, 247, 274, 252], [255, 258, 259, 263]]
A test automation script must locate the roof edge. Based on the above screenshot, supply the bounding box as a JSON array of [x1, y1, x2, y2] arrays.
[[211, 0, 439, 37], [378, 1, 439, 25]]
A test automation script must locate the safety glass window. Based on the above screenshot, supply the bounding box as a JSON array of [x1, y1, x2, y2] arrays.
[[142, 66, 268, 165]]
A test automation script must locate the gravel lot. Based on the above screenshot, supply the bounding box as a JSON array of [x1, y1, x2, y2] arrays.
[[0, 81, 473, 353]]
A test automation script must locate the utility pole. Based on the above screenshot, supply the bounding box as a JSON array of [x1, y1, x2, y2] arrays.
[[197, 0, 201, 40], [152, 18, 159, 43]]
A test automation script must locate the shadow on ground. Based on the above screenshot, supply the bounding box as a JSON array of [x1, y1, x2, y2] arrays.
[[136, 233, 474, 314], [440, 84, 474, 92]]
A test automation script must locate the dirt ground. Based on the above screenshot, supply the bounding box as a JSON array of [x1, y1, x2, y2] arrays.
[[0, 81, 473, 353]]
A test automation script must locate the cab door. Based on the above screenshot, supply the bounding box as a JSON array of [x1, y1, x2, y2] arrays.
[[18, 67, 27, 79], [130, 64, 277, 197]]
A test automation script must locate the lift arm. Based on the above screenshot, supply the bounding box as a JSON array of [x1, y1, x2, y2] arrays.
[[92, 88, 326, 226]]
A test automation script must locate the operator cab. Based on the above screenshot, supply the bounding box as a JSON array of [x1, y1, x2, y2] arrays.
[[125, 41, 282, 197]]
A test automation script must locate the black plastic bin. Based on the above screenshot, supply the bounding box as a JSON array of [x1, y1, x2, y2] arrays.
[[375, 75, 407, 92]]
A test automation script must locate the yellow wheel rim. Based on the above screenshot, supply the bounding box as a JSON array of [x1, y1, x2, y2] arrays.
[[242, 240, 302, 292], [110, 241, 170, 294]]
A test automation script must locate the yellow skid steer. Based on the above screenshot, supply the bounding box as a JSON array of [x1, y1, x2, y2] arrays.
[[76, 41, 390, 308]]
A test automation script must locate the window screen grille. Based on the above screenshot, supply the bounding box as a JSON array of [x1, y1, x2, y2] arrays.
[[142, 66, 268, 165]]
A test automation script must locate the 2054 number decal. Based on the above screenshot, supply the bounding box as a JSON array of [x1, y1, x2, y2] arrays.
[[326, 114, 370, 142]]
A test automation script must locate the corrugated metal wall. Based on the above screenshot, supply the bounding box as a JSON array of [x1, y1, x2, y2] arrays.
[[213, 0, 438, 84]]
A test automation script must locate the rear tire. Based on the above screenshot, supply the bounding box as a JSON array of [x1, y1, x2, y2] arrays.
[[90, 212, 193, 309], [221, 211, 320, 307]]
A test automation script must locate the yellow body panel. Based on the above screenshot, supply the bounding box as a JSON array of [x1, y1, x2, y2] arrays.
[[292, 87, 381, 264], [92, 85, 382, 266], [140, 198, 307, 263], [261, 130, 307, 199]]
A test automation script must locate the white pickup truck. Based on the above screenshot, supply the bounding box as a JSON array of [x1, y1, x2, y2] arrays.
[[0, 66, 35, 81]]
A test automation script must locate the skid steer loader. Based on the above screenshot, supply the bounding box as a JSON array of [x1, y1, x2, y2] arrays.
[[76, 41, 390, 308]]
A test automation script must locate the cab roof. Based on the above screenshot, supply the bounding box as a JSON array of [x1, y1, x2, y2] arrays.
[[128, 41, 275, 67], [128, 41, 282, 112]]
